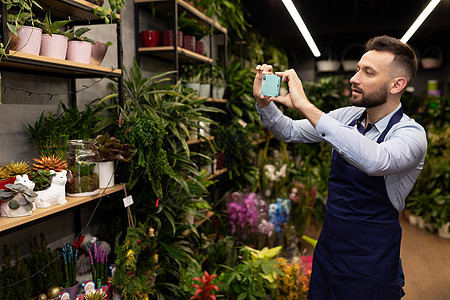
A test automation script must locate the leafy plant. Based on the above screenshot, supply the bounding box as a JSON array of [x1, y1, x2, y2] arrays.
[[93, 0, 125, 24], [93, 132, 136, 162], [60, 243, 78, 287], [65, 27, 95, 44], [0, 245, 32, 299], [28, 169, 56, 191], [38, 11, 71, 35], [66, 162, 99, 194], [0, 183, 37, 211]]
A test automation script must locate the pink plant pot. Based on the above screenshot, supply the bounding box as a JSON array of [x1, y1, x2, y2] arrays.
[[140, 30, 159, 47], [90, 40, 108, 65], [160, 30, 183, 47], [14, 26, 42, 55], [66, 40, 93, 64], [183, 35, 196, 51], [195, 40, 205, 55], [40, 34, 68, 60]]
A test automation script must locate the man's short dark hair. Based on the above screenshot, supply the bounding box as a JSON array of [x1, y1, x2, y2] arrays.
[[365, 35, 418, 83]]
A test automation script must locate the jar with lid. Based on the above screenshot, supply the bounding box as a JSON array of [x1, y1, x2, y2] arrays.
[[66, 140, 100, 197]]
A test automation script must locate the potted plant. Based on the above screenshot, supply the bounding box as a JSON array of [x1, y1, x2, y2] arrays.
[[7, 11, 43, 55], [181, 64, 202, 95], [38, 11, 71, 60], [0, 182, 38, 217], [198, 64, 212, 98], [93, 132, 136, 189], [65, 27, 96, 64], [212, 63, 226, 99], [60, 243, 81, 299]]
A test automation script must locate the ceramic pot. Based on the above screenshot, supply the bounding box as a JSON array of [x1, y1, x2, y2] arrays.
[[213, 86, 225, 99], [40, 34, 68, 60], [66, 40, 93, 64], [99, 161, 115, 189], [90, 40, 108, 65], [14, 25, 42, 55], [184, 82, 200, 95], [183, 35, 195, 51], [7, 30, 20, 50], [198, 83, 210, 98], [1, 201, 32, 217], [140, 30, 159, 47], [195, 40, 205, 55], [160, 30, 183, 47], [417, 216, 425, 229], [437, 222, 450, 239], [408, 214, 419, 226]]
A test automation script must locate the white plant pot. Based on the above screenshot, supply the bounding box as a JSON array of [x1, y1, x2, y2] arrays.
[[213, 86, 225, 99], [408, 214, 419, 226], [1, 202, 32, 217], [199, 84, 211, 98], [99, 161, 115, 189], [66, 40, 93, 64], [417, 216, 425, 229], [184, 83, 200, 95], [437, 222, 450, 239], [15, 26, 42, 55], [40, 34, 68, 60]]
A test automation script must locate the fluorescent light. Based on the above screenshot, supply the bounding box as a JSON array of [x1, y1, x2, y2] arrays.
[[401, 0, 441, 43], [281, 0, 321, 57]]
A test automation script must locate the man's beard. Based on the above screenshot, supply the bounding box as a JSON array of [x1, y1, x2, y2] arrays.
[[350, 83, 388, 108]]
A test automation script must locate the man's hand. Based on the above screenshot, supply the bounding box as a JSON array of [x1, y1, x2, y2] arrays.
[[253, 64, 274, 108]]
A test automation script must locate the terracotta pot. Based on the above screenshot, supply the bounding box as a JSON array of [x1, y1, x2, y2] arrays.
[[7, 30, 20, 50], [14, 25, 42, 55], [183, 35, 196, 51], [140, 30, 159, 47], [66, 40, 92, 64], [90, 40, 108, 65], [40, 34, 68, 60], [160, 30, 183, 47]]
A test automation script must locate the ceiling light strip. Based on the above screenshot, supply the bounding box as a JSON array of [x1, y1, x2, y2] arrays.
[[400, 0, 441, 43], [281, 0, 321, 57]]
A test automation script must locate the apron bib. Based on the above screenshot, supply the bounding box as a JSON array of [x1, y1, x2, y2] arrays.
[[309, 108, 404, 300]]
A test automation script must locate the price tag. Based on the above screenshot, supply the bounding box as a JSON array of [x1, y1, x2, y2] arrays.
[[123, 195, 134, 207]]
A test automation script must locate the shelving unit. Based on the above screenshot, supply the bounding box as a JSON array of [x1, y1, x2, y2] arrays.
[[0, 184, 126, 236], [0, 0, 124, 236]]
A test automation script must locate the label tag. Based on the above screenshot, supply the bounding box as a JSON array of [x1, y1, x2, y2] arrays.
[[123, 195, 134, 207]]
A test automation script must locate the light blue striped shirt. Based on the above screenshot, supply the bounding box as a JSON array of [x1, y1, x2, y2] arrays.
[[256, 102, 427, 212]]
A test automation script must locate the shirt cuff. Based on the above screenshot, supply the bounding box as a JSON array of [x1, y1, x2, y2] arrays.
[[255, 102, 283, 122], [315, 113, 341, 139]]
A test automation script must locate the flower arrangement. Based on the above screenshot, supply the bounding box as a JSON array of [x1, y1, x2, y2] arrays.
[[88, 242, 108, 288], [275, 257, 311, 299], [60, 243, 78, 288], [190, 271, 221, 300]]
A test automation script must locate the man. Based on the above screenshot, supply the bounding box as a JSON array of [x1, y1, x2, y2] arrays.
[[253, 35, 427, 299]]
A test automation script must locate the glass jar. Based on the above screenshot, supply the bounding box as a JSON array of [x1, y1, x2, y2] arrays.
[[66, 140, 100, 197]]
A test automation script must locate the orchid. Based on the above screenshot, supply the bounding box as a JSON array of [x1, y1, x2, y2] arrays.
[[190, 271, 220, 300]]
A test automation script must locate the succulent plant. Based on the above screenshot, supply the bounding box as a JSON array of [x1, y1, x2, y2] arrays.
[[28, 169, 56, 191], [0, 183, 38, 211], [94, 132, 136, 162], [84, 291, 107, 300], [32, 155, 67, 172], [1, 161, 32, 177], [0, 166, 10, 181]]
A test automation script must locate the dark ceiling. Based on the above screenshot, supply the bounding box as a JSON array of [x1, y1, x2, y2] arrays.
[[244, 0, 450, 64]]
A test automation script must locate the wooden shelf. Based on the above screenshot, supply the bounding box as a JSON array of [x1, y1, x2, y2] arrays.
[[0, 183, 126, 233], [0, 51, 122, 78], [36, 0, 119, 21], [205, 98, 227, 103], [138, 46, 213, 64], [187, 136, 214, 145], [206, 168, 227, 180], [135, 0, 227, 34]]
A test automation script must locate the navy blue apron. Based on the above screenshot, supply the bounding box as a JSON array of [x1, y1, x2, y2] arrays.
[[309, 107, 404, 300]]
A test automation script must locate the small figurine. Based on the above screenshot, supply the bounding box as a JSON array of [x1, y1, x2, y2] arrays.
[[58, 290, 70, 300], [35, 170, 67, 208], [82, 280, 96, 295]]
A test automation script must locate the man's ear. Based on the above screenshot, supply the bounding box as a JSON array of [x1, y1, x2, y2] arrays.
[[390, 77, 408, 95]]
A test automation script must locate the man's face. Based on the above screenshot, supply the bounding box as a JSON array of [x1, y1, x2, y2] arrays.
[[349, 50, 395, 108]]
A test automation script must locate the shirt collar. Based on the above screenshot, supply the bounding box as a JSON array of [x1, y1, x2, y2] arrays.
[[358, 103, 402, 134]]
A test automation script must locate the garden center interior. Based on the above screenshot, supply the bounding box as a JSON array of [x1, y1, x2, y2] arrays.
[[0, 0, 449, 299]]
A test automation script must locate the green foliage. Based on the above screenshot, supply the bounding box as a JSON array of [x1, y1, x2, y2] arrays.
[[218, 245, 284, 299], [39, 11, 71, 35], [25, 233, 63, 293], [28, 169, 55, 191], [178, 11, 209, 40], [64, 27, 95, 44], [112, 222, 159, 299], [66, 162, 99, 194], [302, 75, 351, 113], [94, 132, 136, 162], [0, 245, 32, 299], [93, 0, 125, 24]]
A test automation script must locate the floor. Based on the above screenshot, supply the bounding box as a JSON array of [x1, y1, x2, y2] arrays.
[[302, 215, 450, 300]]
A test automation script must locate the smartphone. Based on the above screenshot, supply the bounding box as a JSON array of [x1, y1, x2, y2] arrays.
[[260, 74, 281, 97]]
